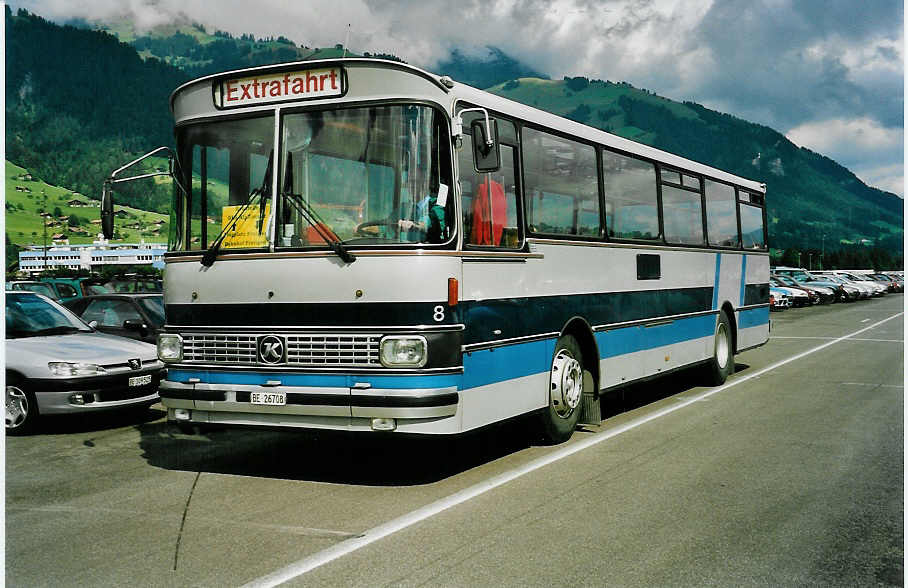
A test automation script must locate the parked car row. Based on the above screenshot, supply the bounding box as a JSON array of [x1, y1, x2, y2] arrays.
[[770, 266, 903, 311], [6, 274, 163, 304], [5, 290, 164, 435]]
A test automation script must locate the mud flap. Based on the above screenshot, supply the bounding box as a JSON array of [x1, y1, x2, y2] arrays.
[[578, 369, 601, 425]]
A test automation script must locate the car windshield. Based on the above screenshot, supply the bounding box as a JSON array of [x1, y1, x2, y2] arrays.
[[13, 282, 57, 298], [137, 296, 165, 326], [6, 293, 91, 338]]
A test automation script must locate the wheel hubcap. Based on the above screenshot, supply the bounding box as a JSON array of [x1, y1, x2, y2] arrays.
[[715, 322, 730, 369], [6, 386, 28, 429], [550, 349, 583, 418]]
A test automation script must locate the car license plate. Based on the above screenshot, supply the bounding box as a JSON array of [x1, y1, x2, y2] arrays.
[[250, 392, 286, 406], [128, 374, 152, 387]]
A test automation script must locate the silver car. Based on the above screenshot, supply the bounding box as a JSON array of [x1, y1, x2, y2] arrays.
[[5, 291, 163, 435]]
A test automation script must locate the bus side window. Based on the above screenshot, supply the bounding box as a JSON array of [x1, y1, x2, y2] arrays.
[[522, 127, 599, 237], [602, 150, 659, 240], [460, 141, 520, 248]]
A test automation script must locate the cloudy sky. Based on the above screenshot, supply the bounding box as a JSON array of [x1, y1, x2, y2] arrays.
[[16, 0, 906, 196]]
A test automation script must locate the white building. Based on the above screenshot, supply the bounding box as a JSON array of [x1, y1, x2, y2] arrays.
[[18, 235, 166, 274]]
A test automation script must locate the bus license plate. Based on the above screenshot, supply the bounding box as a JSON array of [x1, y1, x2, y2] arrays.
[[128, 374, 152, 387], [250, 392, 286, 406]]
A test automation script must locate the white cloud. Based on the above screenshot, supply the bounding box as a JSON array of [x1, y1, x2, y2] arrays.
[[786, 117, 903, 154], [786, 117, 903, 196], [851, 163, 905, 197]]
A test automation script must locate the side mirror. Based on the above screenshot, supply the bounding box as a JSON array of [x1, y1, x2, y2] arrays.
[[123, 319, 147, 332], [100, 146, 178, 241], [471, 118, 500, 172], [101, 182, 114, 239]]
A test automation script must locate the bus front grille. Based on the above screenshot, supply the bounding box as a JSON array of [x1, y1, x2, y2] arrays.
[[180, 333, 383, 367], [287, 334, 382, 366]]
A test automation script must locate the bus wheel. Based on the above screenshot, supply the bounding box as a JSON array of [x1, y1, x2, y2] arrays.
[[540, 335, 584, 444], [705, 311, 734, 386]]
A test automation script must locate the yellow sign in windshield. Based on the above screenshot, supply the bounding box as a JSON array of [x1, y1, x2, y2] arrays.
[[221, 203, 270, 248]]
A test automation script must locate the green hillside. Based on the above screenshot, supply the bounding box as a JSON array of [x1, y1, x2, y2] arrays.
[[5, 161, 170, 246]]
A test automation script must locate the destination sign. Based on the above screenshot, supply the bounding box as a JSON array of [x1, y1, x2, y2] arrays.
[[215, 67, 344, 108]]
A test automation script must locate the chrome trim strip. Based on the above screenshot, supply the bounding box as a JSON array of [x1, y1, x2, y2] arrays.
[[736, 303, 771, 311], [528, 238, 770, 256], [164, 365, 464, 375], [164, 250, 543, 263], [163, 324, 466, 332], [353, 386, 457, 398], [351, 405, 457, 419], [462, 257, 529, 264], [644, 319, 674, 328], [592, 309, 719, 332], [462, 332, 559, 353], [463, 308, 726, 351]]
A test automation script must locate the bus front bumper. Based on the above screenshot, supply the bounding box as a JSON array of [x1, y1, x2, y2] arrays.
[[159, 379, 459, 431]]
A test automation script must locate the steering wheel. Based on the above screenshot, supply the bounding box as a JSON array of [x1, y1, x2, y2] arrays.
[[354, 219, 397, 236]]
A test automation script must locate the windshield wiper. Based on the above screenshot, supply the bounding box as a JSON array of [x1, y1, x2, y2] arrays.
[[282, 192, 356, 264], [202, 150, 273, 267]]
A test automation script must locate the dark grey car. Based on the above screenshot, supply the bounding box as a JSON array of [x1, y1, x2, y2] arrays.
[[63, 294, 164, 344]]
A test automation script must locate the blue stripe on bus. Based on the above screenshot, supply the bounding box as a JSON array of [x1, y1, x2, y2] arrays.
[[739, 255, 748, 305], [166, 369, 462, 390], [738, 306, 770, 329], [595, 313, 715, 359], [168, 314, 741, 393], [462, 313, 717, 389], [462, 338, 554, 390], [712, 253, 721, 310]]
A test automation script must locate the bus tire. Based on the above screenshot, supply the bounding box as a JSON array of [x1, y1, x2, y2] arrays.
[[705, 311, 734, 386], [539, 334, 584, 444]]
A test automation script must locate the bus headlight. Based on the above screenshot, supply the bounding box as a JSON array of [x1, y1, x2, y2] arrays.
[[379, 336, 427, 368], [157, 334, 183, 363]]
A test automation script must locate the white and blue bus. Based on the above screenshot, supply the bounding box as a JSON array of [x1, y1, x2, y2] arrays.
[[102, 59, 769, 443]]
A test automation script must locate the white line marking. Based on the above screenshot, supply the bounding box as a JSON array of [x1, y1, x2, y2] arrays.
[[862, 318, 871, 323], [242, 311, 903, 588], [771, 336, 903, 343]]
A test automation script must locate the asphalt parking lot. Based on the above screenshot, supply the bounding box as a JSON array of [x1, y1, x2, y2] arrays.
[[6, 294, 904, 587]]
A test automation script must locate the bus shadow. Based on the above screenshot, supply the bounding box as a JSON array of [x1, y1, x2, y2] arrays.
[[599, 363, 750, 419], [135, 417, 535, 486], [135, 364, 750, 485], [32, 406, 166, 437]]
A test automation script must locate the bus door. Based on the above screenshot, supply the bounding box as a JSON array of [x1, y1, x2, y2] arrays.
[[457, 115, 525, 347]]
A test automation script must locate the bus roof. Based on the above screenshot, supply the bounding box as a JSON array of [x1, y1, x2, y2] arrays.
[[171, 58, 766, 194]]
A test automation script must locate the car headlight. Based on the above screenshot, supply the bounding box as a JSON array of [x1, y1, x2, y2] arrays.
[[379, 336, 427, 368], [48, 362, 107, 377], [157, 333, 183, 362]]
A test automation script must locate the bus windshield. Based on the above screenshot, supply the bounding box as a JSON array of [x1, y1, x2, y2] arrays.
[[279, 104, 452, 247], [173, 104, 453, 252]]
